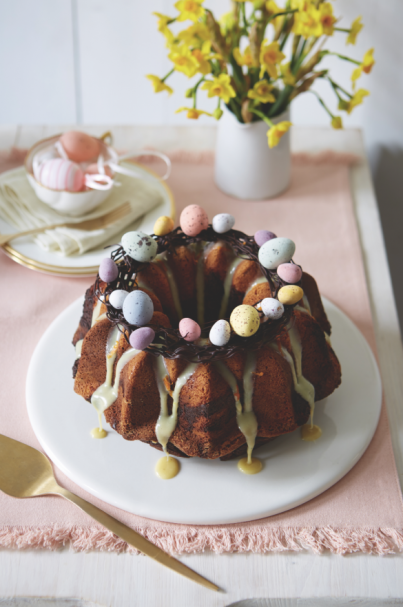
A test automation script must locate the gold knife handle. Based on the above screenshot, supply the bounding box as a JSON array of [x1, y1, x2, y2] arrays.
[[56, 486, 218, 592]]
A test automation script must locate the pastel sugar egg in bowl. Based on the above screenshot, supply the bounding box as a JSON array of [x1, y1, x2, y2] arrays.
[[25, 132, 117, 216]]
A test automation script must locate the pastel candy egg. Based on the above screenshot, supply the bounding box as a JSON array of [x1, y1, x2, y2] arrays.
[[180, 204, 209, 237], [212, 213, 235, 234], [230, 305, 260, 337], [254, 230, 277, 247], [179, 318, 201, 342], [278, 285, 304, 306], [154, 215, 174, 236], [277, 263, 302, 284], [261, 298, 284, 320], [129, 327, 155, 350], [123, 290, 154, 326], [109, 289, 128, 309], [99, 258, 119, 283], [37, 158, 85, 192], [258, 237, 296, 270], [209, 319, 231, 346], [59, 131, 101, 163], [121, 231, 158, 263]]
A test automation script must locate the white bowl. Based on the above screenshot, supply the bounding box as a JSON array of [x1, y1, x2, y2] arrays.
[[25, 134, 118, 217]]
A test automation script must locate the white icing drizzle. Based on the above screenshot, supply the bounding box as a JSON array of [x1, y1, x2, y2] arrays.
[[245, 275, 268, 295], [91, 297, 104, 326], [302, 294, 311, 314], [272, 325, 316, 425], [75, 339, 83, 358], [91, 325, 139, 417], [219, 256, 244, 319], [155, 362, 198, 454], [158, 257, 183, 320], [294, 305, 310, 315], [215, 354, 258, 464], [196, 248, 205, 327]]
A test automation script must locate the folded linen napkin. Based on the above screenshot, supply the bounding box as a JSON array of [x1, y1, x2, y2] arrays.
[[0, 166, 163, 256]]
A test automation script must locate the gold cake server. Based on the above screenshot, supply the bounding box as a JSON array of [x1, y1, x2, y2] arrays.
[[0, 434, 218, 592]]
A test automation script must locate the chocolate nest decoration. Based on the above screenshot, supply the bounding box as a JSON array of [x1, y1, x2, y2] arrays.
[[94, 226, 302, 363]]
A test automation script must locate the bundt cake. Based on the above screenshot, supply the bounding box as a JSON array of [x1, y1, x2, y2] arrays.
[[72, 206, 341, 474]]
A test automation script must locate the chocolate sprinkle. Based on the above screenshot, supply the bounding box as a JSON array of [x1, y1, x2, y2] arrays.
[[94, 226, 302, 363]]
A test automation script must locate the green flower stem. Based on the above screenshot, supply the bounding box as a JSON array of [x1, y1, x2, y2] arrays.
[[334, 27, 350, 33], [250, 108, 275, 127], [268, 8, 298, 22], [310, 90, 335, 119], [324, 51, 361, 66], [328, 77, 353, 99], [192, 77, 206, 108], [292, 38, 307, 74], [161, 68, 174, 83], [228, 98, 243, 122], [268, 84, 293, 117]]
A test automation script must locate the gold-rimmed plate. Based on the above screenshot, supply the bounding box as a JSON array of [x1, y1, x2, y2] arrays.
[[0, 162, 175, 278]]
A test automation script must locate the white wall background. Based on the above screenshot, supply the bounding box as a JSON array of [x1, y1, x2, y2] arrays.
[[0, 0, 401, 154]]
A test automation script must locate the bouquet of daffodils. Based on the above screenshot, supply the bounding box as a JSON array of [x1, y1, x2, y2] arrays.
[[147, 0, 374, 147]]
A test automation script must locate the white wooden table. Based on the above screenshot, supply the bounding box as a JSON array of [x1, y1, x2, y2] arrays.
[[1, 125, 403, 607]]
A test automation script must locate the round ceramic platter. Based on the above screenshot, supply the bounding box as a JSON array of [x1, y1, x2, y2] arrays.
[[26, 297, 382, 525], [0, 163, 175, 277]]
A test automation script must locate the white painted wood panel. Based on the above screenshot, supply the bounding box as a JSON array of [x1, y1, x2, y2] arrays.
[[0, 0, 77, 123]]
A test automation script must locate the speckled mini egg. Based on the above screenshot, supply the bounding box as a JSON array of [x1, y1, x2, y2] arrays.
[[278, 285, 304, 306], [99, 258, 118, 283], [230, 305, 260, 337], [277, 263, 302, 284], [59, 131, 101, 163], [180, 204, 209, 237], [258, 237, 296, 270], [212, 213, 235, 234], [254, 230, 277, 247], [129, 327, 155, 350], [179, 318, 201, 342], [154, 215, 175, 236], [261, 298, 284, 320], [121, 231, 158, 263], [122, 290, 154, 326], [109, 289, 128, 309], [209, 319, 231, 346]]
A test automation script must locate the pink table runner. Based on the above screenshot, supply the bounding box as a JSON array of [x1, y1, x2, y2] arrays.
[[1, 149, 403, 555]]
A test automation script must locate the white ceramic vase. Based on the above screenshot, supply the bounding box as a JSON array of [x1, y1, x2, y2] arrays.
[[214, 107, 291, 200]]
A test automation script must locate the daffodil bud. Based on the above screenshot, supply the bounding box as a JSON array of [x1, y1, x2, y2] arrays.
[[185, 88, 194, 98], [213, 108, 223, 120], [338, 98, 350, 111]]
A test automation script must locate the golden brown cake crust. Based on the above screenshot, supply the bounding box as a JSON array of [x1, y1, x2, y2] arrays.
[[73, 243, 341, 460]]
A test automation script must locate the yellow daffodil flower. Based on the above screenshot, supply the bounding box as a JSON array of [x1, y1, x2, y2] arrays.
[[319, 3, 336, 36], [175, 107, 213, 119], [347, 16, 363, 45], [351, 48, 375, 88], [362, 48, 375, 74], [202, 74, 236, 104], [146, 75, 173, 95], [267, 121, 292, 148], [293, 5, 322, 38], [259, 41, 286, 79], [331, 116, 343, 129], [291, 0, 314, 10], [152, 12, 174, 44], [347, 89, 369, 113], [177, 22, 210, 46], [175, 0, 205, 23], [266, 0, 281, 14], [169, 45, 199, 78], [233, 46, 253, 67], [219, 11, 236, 35], [280, 62, 296, 86], [192, 41, 213, 75], [248, 81, 276, 104]]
